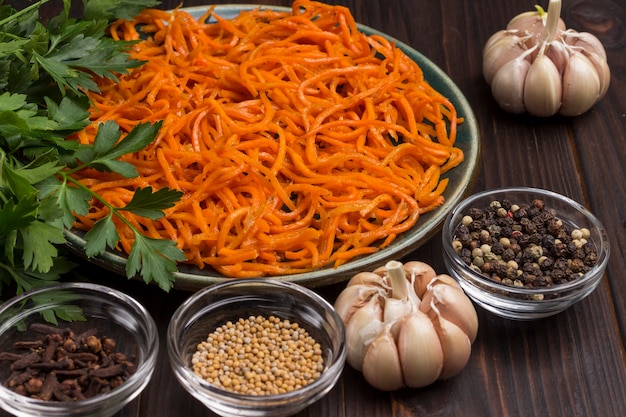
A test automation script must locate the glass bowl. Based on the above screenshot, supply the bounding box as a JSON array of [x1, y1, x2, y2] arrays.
[[0, 282, 158, 417], [167, 279, 346, 417], [442, 187, 610, 320]]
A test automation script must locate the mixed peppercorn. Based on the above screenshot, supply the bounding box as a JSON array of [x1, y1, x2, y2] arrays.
[[192, 315, 324, 396], [452, 198, 599, 293]]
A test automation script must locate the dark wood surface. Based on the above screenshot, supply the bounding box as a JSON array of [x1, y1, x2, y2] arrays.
[[3, 0, 625, 416]]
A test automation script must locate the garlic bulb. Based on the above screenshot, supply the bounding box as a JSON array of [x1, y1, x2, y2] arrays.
[[333, 260, 478, 391], [483, 0, 610, 117]]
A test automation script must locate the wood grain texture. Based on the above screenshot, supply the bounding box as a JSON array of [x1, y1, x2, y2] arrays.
[[1, 0, 624, 416]]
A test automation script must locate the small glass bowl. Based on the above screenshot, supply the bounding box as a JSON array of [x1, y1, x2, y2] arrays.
[[442, 187, 610, 320], [0, 282, 158, 417], [167, 279, 346, 417]]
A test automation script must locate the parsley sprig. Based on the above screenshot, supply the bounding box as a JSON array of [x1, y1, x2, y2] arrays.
[[0, 0, 185, 295]]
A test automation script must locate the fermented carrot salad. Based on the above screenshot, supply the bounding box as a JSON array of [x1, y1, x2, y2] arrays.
[[70, 0, 464, 277]]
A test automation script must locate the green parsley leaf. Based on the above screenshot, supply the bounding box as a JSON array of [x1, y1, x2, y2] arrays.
[[126, 235, 186, 292], [83, 214, 119, 257], [20, 220, 66, 273], [53, 179, 92, 228], [1, 155, 39, 199], [82, 0, 161, 21], [74, 121, 162, 177], [101, 121, 163, 159], [121, 186, 183, 220], [45, 95, 90, 131], [0, 198, 38, 238], [31, 292, 86, 324]]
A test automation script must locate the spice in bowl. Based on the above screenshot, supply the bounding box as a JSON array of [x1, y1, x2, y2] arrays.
[[442, 187, 610, 320], [0, 282, 158, 417], [451, 197, 599, 297], [167, 279, 346, 417], [191, 315, 324, 395], [0, 323, 135, 402]]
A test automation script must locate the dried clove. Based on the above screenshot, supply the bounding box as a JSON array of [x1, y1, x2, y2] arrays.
[[0, 323, 136, 402]]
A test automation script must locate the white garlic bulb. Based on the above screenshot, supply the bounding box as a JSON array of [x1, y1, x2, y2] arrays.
[[333, 260, 478, 391], [483, 0, 610, 117]]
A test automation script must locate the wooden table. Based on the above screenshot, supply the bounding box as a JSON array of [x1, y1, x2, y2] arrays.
[[3, 0, 625, 416]]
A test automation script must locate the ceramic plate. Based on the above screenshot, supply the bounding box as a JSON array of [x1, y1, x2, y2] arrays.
[[65, 5, 481, 290]]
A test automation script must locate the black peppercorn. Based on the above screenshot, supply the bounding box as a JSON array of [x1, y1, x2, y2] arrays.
[[570, 258, 585, 273], [542, 234, 555, 249], [584, 250, 598, 266], [467, 207, 484, 220], [546, 219, 562, 235], [459, 248, 472, 264], [457, 232, 472, 246], [551, 242, 568, 257], [529, 233, 543, 246], [517, 233, 530, 247], [500, 199, 513, 210], [501, 248, 516, 262], [523, 221, 537, 235], [471, 220, 484, 231], [540, 257, 554, 270], [527, 206, 540, 218], [456, 224, 470, 235], [513, 207, 528, 221], [491, 241, 505, 255], [531, 199, 545, 210]]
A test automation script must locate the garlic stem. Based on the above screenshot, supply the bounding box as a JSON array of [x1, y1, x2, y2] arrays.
[[541, 0, 562, 44], [386, 260, 409, 300]]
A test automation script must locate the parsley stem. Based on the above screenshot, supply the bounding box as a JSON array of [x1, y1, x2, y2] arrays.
[[0, 0, 49, 27], [59, 172, 139, 233]]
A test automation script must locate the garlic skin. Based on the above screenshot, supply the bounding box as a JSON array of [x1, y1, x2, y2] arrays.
[[483, 0, 610, 117], [334, 260, 478, 391]]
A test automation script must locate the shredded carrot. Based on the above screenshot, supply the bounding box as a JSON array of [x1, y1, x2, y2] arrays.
[[70, 0, 465, 277]]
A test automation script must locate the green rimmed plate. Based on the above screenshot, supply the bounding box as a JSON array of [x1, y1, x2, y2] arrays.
[[65, 5, 481, 290]]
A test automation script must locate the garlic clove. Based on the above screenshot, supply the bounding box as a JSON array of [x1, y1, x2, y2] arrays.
[[491, 57, 531, 114], [583, 50, 611, 99], [506, 11, 543, 33], [334, 283, 379, 323], [397, 311, 443, 388], [482, 32, 527, 84], [347, 271, 388, 288], [545, 40, 568, 75], [427, 274, 461, 290], [345, 295, 384, 371], [403, 261, 437, 298], [362, 324, 404, 391], [483, 29, 507, 53], [383, 296, 413, 328], [562, 29, 610, 100], [420, 280, 479, 343], [506, 9, 565, 48], [560, 51, 602, 116], [432, 315, 472, 380], [523, 54, 562, 117], [564, 30, 607, 61]]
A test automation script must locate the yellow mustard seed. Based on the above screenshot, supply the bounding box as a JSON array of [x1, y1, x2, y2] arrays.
[[192, 315, 324, 396]]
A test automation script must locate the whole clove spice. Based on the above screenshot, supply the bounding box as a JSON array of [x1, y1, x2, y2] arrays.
[[452, 198, 599, 295], [1, 323, 136, 402]]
